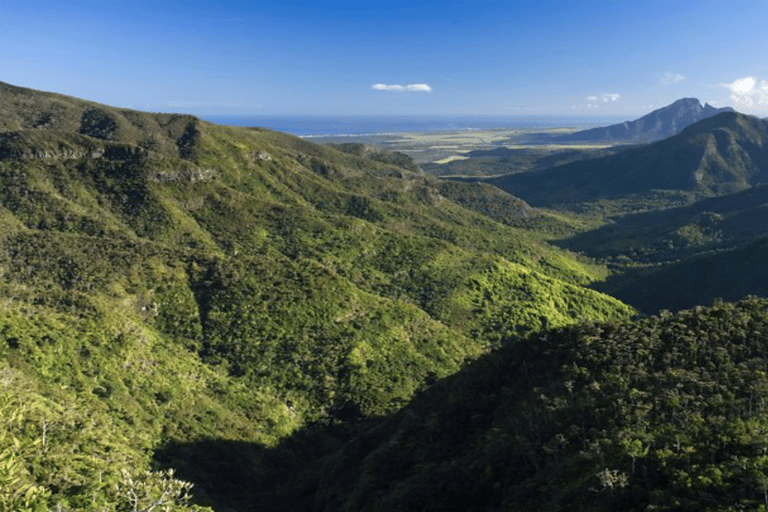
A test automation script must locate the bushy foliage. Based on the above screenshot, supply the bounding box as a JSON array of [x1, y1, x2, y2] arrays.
[[0, 81, 636, 509], [307, 297, 768, 512], [114, 468, 198, 512], [0, 392, 50, 512]]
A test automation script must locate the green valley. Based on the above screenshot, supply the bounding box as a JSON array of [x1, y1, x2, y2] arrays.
[[0, 82, 633, 511], [3, 82, 768, 512]]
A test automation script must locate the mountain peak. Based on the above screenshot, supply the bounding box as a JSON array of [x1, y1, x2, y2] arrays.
[[555, 97, 736, 144], [675, 97, 702, 104], [493, 111, 768, 206], [671, 97, 702, 107]]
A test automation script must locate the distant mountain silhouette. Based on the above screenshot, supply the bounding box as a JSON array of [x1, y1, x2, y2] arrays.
[[555, 98, 735, 143], [491, 111, 768, 206]]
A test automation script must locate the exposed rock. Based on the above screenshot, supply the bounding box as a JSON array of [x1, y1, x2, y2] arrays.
[[102, 144, 146, 161], [148, 167, 219, 183], [0, 132, 146, 162]]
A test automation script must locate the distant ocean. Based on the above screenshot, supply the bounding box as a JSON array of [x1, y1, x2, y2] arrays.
[[200, 115, 624, 137]]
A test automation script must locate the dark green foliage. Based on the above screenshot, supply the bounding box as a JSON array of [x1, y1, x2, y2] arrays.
[[596, 237, 768, 314], [548, 184, 768, 315], [305, 297, 768, 512], [432, 180, 536, 227], [562, 184, 768, 264], [326, 142, 419, 172]]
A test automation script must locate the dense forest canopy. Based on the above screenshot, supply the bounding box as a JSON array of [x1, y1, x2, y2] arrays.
[[1, 82, 768, 511]]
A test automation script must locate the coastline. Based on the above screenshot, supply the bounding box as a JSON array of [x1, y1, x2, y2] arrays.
[[200, 114, 621, 138]]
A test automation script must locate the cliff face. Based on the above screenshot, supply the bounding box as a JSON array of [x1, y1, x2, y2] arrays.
[[0, 131, 147, 161]]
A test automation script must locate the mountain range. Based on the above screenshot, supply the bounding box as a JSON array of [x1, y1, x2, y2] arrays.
[[423, 98, 738, 180], [553, 97, 735, 143], [2, 82, 768, 512], [490, 111, 768, 206]]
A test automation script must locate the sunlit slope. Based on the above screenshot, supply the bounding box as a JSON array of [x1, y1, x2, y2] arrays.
[[0, 102, 635, 416], [0, 82, 634, 509]]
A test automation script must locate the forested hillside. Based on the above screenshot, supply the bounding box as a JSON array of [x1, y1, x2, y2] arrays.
[[4, 82, 768, 512], [302, 297, 768, 512], [0, 82, 634, 511]]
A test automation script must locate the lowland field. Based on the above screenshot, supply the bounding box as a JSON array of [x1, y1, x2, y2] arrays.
[[309, 124, 608, 164]]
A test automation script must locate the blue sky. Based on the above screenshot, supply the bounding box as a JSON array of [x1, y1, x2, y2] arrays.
[[2, 0, 767, 117]]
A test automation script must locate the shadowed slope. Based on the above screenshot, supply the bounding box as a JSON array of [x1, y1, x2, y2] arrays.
[[291, 297, 768, 512]]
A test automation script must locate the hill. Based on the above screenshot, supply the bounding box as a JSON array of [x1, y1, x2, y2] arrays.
[[592, 236, 768, 314], [325, 142, 420, 172], [553, 98, 735, 144], [286, 297, 768, 512], [562, 183, 768, 263], [489, 111, 768, 207], [0, 81, 635, 511]]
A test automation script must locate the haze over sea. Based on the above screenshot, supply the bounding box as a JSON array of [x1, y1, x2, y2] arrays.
[[201, 115, 625, 137]]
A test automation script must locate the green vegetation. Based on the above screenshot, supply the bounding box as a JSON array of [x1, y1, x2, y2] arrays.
[[304, 297, 768, 512], [486, 112, 768, 208], [422, 144, 620, 177], [0, 82, 636, 510], [426, 111, 768, 316], [4, 82, 768, 512], [595, 236, 768, 314]]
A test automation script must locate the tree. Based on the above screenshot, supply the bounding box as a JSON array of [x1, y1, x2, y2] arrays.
[[114, 468, 200, 512], [0, 394, 49, 512]]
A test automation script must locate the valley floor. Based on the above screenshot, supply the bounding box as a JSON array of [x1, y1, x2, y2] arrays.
[[307, 125, 605, 164]]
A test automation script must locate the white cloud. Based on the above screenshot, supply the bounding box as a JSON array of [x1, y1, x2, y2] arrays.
[[722, 76, 768, 106], [571, 93, 621, 110], [661, 72, 686, 85], [372, 83, 433, 92]]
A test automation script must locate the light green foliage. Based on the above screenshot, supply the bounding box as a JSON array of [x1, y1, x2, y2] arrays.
[[114, 469, 199, 512], [0, 81, 639, 510], [0, 392, 49, 512]]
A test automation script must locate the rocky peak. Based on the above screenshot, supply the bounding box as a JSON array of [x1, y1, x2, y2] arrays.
[[554, 98, 737, 143]]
